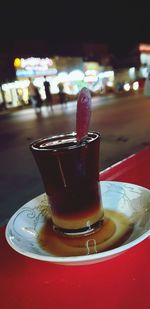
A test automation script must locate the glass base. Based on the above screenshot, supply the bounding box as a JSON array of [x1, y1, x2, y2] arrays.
[[53, 219, 104, 237]]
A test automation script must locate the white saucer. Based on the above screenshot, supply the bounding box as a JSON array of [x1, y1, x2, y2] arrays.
[[5, 181, 150, 265]]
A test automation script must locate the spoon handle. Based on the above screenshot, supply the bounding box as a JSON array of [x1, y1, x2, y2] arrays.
[[76, 87, 92, 142]]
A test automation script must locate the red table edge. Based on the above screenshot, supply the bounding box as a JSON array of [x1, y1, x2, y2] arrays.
[[99, 146, 150, 187]]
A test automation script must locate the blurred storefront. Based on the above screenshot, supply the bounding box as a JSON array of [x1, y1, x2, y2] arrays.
[[113, 43, 150, 94], [138, 43, 150, 78], [0, 56, 115, 108], [1, 42, 149, 110]]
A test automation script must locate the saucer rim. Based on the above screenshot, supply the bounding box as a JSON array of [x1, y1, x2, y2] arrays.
[[5, 181, 150, 264]]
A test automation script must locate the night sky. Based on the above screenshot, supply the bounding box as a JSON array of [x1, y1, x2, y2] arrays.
[[0, 2, 150, 56]]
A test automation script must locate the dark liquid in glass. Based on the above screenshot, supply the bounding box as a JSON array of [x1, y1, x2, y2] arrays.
[[30, 132, 103, 235]]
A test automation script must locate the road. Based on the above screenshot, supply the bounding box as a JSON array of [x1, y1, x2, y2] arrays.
[[0, 93, 150, 225]]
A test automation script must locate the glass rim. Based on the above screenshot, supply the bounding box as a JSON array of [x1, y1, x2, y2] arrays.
[[30, 131, 101, 152]]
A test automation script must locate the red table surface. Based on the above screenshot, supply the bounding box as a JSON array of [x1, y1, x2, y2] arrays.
[[0, 147, 150, 309]]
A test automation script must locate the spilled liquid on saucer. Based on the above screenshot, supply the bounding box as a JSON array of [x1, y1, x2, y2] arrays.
[[37, 210, 133, 257]]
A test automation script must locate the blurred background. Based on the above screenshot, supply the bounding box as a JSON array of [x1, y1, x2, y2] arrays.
[[1, 2, 150, 225]]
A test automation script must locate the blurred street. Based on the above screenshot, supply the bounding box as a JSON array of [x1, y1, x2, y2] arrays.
[[0, 93, 150, 225]]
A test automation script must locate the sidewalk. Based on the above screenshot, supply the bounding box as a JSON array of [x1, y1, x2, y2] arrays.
[[0, 92, 137, 119]]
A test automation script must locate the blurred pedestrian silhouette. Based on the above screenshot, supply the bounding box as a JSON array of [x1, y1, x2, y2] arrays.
[[58, 82, 67, 105], [0, 84, 7, 110], [43, 76, 53, 110], [28, 78, 42, 113]]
